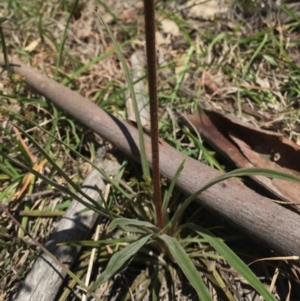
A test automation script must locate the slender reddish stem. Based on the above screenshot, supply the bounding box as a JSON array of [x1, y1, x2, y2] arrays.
[[143, 0, 164, 229]]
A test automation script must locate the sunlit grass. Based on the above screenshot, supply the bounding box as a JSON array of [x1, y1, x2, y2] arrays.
[[1, 0, 300, 299]]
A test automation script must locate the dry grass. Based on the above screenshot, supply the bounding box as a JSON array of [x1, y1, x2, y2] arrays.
[[2, 0, 300, 300]]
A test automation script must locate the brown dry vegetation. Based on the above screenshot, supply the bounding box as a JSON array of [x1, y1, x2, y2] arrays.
[[2, 0, 300, 300]]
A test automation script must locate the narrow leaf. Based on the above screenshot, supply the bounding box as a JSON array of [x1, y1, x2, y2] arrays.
[[162, 160, 185, 224], [243, 33, 268, 74], [109, 217, 159, 232], [95, 10, 150, 179], [186, 224, 276, 301], [159, 234, 212, 301], [0, 150, 112, 219], [171, 167, 300, 226], [0, 20, 11, 77], [89, 234, 152, 291]]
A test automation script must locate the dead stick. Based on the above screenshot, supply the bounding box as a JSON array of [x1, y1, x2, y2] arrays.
[[2, 55, 300, 264]]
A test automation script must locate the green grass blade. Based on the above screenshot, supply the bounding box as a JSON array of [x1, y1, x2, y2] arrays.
[[0, 18, 11, 77], [185, 224, 276, 301], [170, 45, 194, 106], [11, 124, 103, 205], [207, 32, 226, 54], [88, 234, 152, 291], [54, 0, 79, 79], [159, 234, 212, 300], [280, 4, 300, 23], [243, 33, 268, 75], [109, 217, 159, 232], [162, 160, 185, 224], [96, 0, 127, 31], [183, 128, 225, 171], [0, 149, 113, 219], [0, 159, 20, 179], [61, 39, 132, 86], [4, 109, 132, 199], [95, 10, 150, 180], [0, 119, 33, 164], [171, 167, 300, 226]]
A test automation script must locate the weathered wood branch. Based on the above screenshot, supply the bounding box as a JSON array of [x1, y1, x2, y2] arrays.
[[2, 55, 300, 277], [12, 148, 120, 301]]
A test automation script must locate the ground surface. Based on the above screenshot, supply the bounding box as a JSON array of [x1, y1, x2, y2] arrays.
[[2, 0, 300, 300]]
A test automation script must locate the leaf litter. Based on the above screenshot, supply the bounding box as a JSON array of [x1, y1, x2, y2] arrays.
[[2, 0, 300, 300]]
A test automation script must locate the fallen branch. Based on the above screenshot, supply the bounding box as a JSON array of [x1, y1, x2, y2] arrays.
[[13, 148, 120, 301], [2, 56, 300, 264]]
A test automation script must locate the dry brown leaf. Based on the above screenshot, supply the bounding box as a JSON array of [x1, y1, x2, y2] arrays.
[[198, 73, 219, 93], [185, 109, 300, 211], [160, 19, 180, 36], [180, 0, 229, 20], [24, 39, 40, 52]]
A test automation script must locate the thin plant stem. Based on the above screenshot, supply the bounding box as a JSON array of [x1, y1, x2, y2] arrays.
[[0, 19, 11, 77], [143, 0, 164, 229]]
